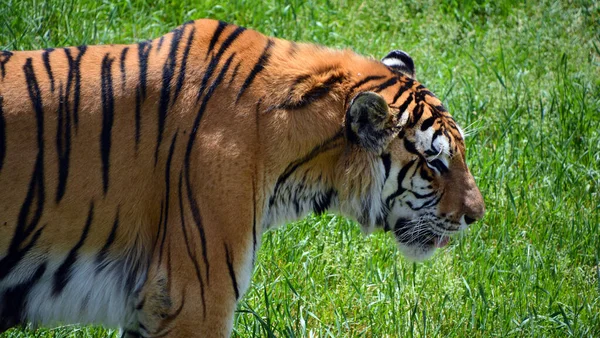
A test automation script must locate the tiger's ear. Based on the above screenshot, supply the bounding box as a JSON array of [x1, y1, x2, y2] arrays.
[[382, 50, 415, 79], [346, 92, 397, 153]]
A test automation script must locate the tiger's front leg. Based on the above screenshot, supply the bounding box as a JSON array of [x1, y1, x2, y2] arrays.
[[124, 193, 257, 337]]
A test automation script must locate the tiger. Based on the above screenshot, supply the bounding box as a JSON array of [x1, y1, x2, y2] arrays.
[[0, 19, 485, 337]]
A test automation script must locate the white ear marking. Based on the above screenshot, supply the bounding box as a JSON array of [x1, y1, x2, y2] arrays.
[[381, 50, 415, 78], [382, 58, 405, 68]]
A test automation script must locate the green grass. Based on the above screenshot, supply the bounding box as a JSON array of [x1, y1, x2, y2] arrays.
[[1, 0, 599, 336]]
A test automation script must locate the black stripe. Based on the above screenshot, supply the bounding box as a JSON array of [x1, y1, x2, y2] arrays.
[[345, 75, 386, 102], [391, 78, 414, 105], [236, 39, 274, 103], [101, 54, 115, 195], [416, 89, 435, 102], [347, 75, 387, 93], [206, 21, 227, 60], [0, 59, 46, 280], [277, 71, 345, 110], [385, 159, 415, 207], [0, 51, 13, 80], [0, 262, 47, 328], [432, 128, 443, 144], [381, 153, 392, 180], [442, 127, 451, 147], [409, 189, 436, 199], [172, 27, 196, 107], [419, 163, 434, 181], [0, 226, 44, 281], [23, 57, 45, 221], [157, 36, 165, 51], [178, 172, 206, 315], [420, 117, 436, 131], [446, 119, 458, 132], [403, 138, 419, 155], [158, 132, 178, 265], [0, 95, 5, 172], [224, 243, 239, 300], [42, 48, 55, 92], [184, 53, 236, 286], [406, 192, 443, 211], [125, 252, 146, 294], [55, 83, 71, 203], [55, 82, 71, 204], [428, 158, 449, 174], [397, 129, 405, 140], [120, 47, 129, 92], [408, 103, 424, 127], [53, 202, 94, 295], [196, 26, 246, 102], [396, 92, 413, 114], [64, 46, 87, 131], [133, 41, 150, 150], [228, 62, 241, 86], [137, 41, 152, 100], [96, 208, 119, 271], [314, 189, 334, 215], [24, 57, 45, 208], [424, 149, 438, 156], [251, 100, 261, 267], [368, 77, 398, 93], [380, 214, 390, 232], [269, 74, 308, 110], [269, 130, 343, 207], [152, 200, 165, 259], [155, 27, 185, 166], [433, 104, 447, 113]]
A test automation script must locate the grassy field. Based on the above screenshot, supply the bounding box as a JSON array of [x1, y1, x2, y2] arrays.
[[1, 0, 599, 337]]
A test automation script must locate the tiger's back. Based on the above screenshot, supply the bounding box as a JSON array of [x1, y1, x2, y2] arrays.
[[0, 19, 484, 337]]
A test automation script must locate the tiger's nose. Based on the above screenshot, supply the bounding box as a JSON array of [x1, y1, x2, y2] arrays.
[[462, 187, 485, 225], [463, 201, 485, 225], [462, 209, 484, 226]]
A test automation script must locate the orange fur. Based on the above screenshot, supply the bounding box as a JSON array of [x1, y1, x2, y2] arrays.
[[0, 19, 483, 337]]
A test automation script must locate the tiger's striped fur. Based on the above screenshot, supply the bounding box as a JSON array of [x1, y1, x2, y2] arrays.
[[0, 19, 484, 337]]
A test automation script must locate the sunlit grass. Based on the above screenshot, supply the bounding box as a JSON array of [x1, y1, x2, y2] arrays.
[[1, 0, 599, 336]]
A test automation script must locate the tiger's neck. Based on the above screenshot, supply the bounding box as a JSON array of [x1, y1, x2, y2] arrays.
[[260, 129, 387, 233], [260, 131, 344, 229], [255, 43, 387, 232]]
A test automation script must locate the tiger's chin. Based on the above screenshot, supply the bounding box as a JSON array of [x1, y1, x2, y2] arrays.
[[394, 234, 451, 262], [385, 217, 456, 261]]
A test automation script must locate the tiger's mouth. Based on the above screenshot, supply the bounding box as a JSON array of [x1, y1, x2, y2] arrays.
[[392, 218, 453, 248]]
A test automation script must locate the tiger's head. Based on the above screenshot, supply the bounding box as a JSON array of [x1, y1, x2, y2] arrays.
[[339, 50, 485, 261]]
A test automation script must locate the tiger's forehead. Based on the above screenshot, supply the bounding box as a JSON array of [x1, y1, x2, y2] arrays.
[[418, 99, 465, 151], [380, 77, 466, 156]]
